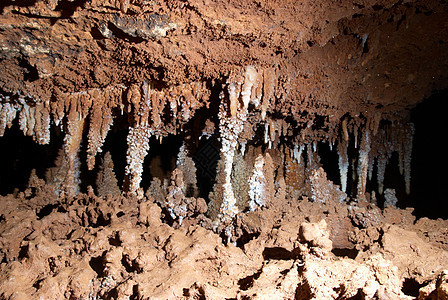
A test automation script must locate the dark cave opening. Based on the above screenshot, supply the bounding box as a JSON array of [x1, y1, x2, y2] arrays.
[[318, 141, 341, 187], [0, 119, 63, 196], [410, 89, 448, 220], [192, 136, 220, 200], [141, 134, 183, 191]]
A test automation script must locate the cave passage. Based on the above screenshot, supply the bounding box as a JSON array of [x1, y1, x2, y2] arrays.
[[410, 89, 448, 219], [0, 89, 447, 220], [0, 98, 446, 220]]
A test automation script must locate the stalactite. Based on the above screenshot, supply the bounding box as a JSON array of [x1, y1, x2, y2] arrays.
[[342, 118, 349, 142], [292, 143, 304, 164], [371, 113, 382, 136], [241, 66, 258, 109], [0, 102, 17, 137], [200, 119, 215, 140], [307, 144, 320, 170], [228, 83, 239, 118], [211, 66, 262, 224], [357, 130, 371, 200], [269, 119, 276, 149], [402, 123, 414, 195], [250, 68, 264, 107], [63, 94, 86, 197], [18, 103, 29, 134], [264, 120, 269, 145], [337, 138, 349, 193], [261, 68, 276, 121], [33, 101, 51, 145], [86, 89, 114, 170], [51, 93, 65, 127], [376, 154, 387, 195], [125, 81, 152, 195], [119, 0, 129, 13]]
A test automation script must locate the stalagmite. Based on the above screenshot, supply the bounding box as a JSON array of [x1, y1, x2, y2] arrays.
[[96, 152, 121, 197], [248, 154, 266, 211], [176, 143, 199, 197], [357, 130, 371, 200], [252, 151, 275, 208], [166, 168, 187, 223]]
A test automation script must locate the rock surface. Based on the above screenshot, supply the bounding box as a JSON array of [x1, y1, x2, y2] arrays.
[[0, 180, 447, 299]]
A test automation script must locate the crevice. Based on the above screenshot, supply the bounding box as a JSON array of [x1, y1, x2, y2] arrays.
[[401, 278, 424, 297], [238, 268, 263, 290], [262, 247, 302, 261], [36, 203, 59, 219], [89, 254, 105, 278], [331, 247, 359, 259]]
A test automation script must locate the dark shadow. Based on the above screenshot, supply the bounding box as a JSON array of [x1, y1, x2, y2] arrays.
[[54, 0, 88, 19], [401, 278, 424, 297], [262, 247, 302, 260], [238, 268, 262, 290], [410, 89, 448, 219], [89, 255, 104, 278], [331, 247, 359, 259], [0, 0, 38, 14], [0, 119, 63, 196]]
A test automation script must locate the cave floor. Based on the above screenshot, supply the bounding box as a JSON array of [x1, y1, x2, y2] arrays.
[[0, 179, 447, 300]]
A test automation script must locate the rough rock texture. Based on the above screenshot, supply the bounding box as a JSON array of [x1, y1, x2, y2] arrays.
[[1, 0, 448, 298], [2, 0, 448, 137], [0, 179, 447, 299], [1, 0, 448, 115]]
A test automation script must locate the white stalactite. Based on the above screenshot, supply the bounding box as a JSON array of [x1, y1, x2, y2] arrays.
[[125, 124, 151, 194], [0, 102, 17, 136], [125, 81, 152, 194], [357, 130, 371, 200], [377, 154, 387, 195], [403, 123, 414, 195], [216, 66, 261, 222], [337, 138, 349, 193]]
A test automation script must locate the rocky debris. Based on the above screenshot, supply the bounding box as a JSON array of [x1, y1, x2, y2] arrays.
[[0, 180, 447, 299]]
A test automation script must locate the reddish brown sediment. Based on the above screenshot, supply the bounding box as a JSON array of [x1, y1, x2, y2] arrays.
[[1, 0, 448, 298]]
